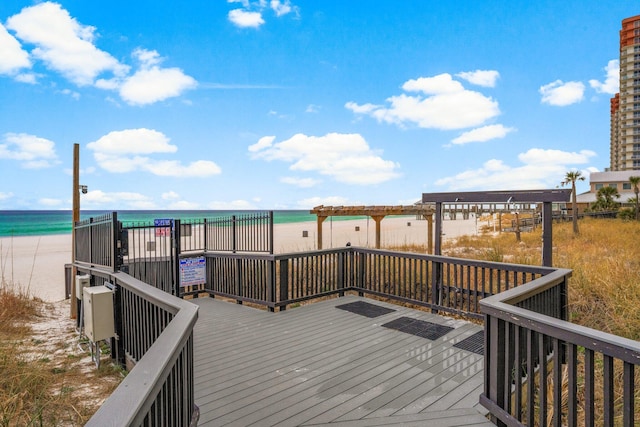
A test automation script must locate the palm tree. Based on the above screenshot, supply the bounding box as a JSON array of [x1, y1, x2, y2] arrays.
[[561, 171, 585, 235], [591, 186, 620, 211], [630, 176, 640, 220]]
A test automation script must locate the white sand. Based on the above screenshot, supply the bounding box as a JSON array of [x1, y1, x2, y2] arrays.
[[0, 216, 482, 302]]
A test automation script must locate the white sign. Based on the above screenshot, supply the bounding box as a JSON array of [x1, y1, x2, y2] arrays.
[[179, 256, 206, 287]]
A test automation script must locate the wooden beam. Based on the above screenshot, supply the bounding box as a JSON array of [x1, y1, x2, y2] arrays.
[[422, 189, 571, 204]]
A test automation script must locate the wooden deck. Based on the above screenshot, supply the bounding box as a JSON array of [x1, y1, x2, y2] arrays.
[[192, 295, 493, 426]]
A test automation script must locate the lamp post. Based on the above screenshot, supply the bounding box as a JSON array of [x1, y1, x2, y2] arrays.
[[70, 144, 87, 318]]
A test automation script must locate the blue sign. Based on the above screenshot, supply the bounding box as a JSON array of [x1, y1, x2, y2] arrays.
[[154, 219, 173, 227]]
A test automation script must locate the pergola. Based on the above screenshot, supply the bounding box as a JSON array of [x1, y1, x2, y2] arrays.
[[422, 189, 571, 267], [310, 205, 436, 251]]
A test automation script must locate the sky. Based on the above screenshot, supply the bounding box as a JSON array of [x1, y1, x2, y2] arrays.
[[0, 1, 637, 211]]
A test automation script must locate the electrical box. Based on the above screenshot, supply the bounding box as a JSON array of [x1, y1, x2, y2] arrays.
[[75, 274, 90, 300], [83, 286, 115, 342]]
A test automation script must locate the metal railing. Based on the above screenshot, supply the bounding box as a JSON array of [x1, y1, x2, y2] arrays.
[[203, 247, 554, 319], [74, 213, 119, 270], [480, 269, 640, 427], [79, 267, 199, 427]]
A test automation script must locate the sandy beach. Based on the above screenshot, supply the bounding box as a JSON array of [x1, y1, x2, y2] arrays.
[[0, 216, 482, 302]]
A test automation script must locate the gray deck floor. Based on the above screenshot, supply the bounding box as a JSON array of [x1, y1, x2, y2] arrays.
[[192, 295, 493, 426]]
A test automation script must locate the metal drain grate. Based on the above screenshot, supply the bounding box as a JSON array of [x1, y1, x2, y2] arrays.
[[453, 331, 484, 355], [382, 317, 454, 340], [335, 301, 396, 318]]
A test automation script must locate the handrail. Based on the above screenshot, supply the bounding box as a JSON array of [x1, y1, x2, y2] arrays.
[[80, 268, 199, 426], [480, 267, 640, 426]]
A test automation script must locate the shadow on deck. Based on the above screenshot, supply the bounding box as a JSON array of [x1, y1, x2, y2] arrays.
[[192, 295, 493, 426]]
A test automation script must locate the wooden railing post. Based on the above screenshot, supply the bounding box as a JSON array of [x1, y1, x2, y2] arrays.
[[337, 250, 345, 296], [279, 259, 289, 310], [486, 314, 507, 427], [357, 251, 365, 296], [266, 259, 275, 312], [173, 219, 181, 297], [235, 257, 243, 305]]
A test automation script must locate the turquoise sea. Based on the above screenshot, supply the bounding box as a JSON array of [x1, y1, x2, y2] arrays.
[[0, 210, 325, 237]]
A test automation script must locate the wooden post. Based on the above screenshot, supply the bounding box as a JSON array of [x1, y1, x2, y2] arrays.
[[371, 215, 384, 249], [426, 214, 433, 254], [434, 202, 442, 256], [316, 216, 327, 249], [542, 201, 553, 267], [70, 143, 79, 319]]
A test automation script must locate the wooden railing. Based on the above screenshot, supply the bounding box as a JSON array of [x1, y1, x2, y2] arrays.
[[480, 269, 640, 427]]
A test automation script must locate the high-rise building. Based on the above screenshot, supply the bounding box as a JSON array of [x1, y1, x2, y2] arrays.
[[610, 15, 640, 171]]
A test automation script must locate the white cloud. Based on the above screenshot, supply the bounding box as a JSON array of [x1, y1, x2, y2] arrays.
[[87, 128, 177, 154], [118, 48, 197, 105], [539, 80, 585, 106], [270, 0, 294, 17], [82, 190, 156, 209], [451, 124, 515, 145], [305, 104, 320, 113], [281, 176, 321, 187], [0, 132, 59, 168], [6, 2, 128, 86], [0, 23, 31, 75], [87, 128, 222, 177], [14, 72, 37, 84], [162, 191, 181, 200], [518, 148, 596, 165], [168, 200, 201, 209], [4, 4, 195, 105], [227, 0, 297, 28], [0, 192, 14, 201], [143, 159, 222, 177], [119, 66, 197, 105], [250, 133, 400, 185], [346, 73, 500, 130], [39, 197, 63, 207], [208, 199, 256, 209], [435, 148, 596, 191], [456, 70, 500, 87], [228, 9, 265, 28], [589, 59, 619, 95], [248, 135, 275, 152], [295, 196, 349, 210]]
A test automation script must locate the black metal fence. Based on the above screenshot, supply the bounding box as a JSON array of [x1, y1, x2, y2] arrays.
[[74, 212, 119, 270]]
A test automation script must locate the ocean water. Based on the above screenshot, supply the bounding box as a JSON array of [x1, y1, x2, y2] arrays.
[[0, 210, 324, 237]]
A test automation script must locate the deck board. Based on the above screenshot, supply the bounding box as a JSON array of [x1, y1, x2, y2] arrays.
[[192, 295, 493, 426]]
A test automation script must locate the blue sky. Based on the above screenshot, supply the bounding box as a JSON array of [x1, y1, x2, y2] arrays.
[[0, 1, 637, 210]]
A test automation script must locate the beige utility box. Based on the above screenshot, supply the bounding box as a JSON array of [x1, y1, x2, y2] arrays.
[[83, 286, 115, 342], [75, 274, 90, 300]]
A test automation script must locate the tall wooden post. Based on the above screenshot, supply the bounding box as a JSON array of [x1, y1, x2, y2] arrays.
[[426, 214, 433, 254], [316, 216, 327, 249], [542, 201, 553, 267], [70, 143, 79, 318], [372, 215, 384, 249]]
